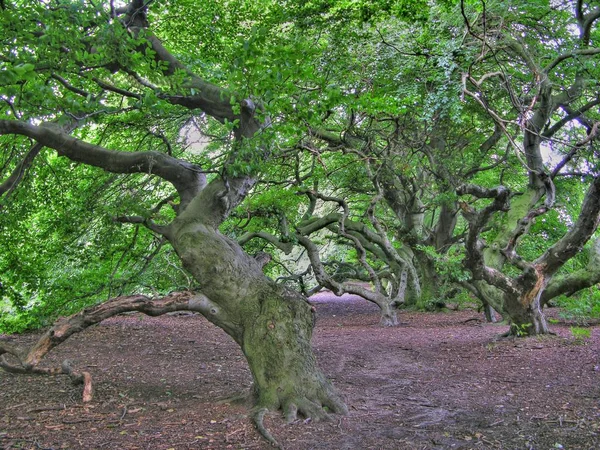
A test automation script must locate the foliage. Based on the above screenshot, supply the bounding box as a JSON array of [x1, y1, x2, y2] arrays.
[[570, 326, 592, 342], [2, 0, 600, 335], [557, 290, 600, 325]]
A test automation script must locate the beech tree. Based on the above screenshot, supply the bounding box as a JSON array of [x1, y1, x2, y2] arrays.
[[247, 0, 600, 335], [234, 4, 504, 324], [3, 6, 600, 450], [0, 0, 350, 441], [229, 9, 483, 326], [454, 0, 600, 334]]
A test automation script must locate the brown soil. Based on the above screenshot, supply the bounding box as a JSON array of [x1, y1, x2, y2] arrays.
[[1, 293, 599, 450]]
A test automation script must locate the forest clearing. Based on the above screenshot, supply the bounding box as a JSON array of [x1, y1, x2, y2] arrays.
[[2, 293, 599, 449], [3, 1, 600, 448]]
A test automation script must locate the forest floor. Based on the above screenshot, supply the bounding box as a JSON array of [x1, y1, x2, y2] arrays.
[[1, 292, 599, 450]]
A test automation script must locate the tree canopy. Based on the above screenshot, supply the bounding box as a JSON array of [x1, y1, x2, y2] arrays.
[[2, 0, 600, 443]]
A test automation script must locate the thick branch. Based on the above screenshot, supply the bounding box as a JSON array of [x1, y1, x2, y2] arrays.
[[238, 231, 294, 254], [296, 234, 387, 306], [536, 175, 600, 277], [1, 117, 79, 200], [0, 120, 206, 208], [121, 1, 237, 123], [541, 239, 600, 303], [1, 291, 235, 403], [457, 185, 520, 297], [0, 291, 234, 372], [576, 4, 600, 46]]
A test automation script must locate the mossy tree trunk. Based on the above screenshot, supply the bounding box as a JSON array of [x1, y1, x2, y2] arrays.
[[241, 288, 346, 417], [169, 214, 346, 418], [505, 295, 549, 336], [460, 175, 600, 336], [457, 3, 600, 336]]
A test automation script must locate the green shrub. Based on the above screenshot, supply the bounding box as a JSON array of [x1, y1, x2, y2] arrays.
[[556, 288, 600, 325], [570, 326, 591, 341]]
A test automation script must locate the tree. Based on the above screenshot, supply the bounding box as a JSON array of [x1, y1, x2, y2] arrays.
[[244, 6, 501, 322], [266, 0, 600, 334], [457, 0, 600, 334], [0, 1, 347, 441]]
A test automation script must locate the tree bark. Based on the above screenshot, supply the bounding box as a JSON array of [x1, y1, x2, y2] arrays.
[[482, 302, 497, 323], [504, 293, 549, 336], [168, 217, 347, 419], [378, 301, 400, 326], [241, 286, 346, 418]]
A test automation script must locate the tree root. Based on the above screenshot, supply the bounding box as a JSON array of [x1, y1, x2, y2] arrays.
[[252, 390, 347, 449], [252, 408, 282, 449], [494, 329, 557, 340], [284, 399, 331, 422]]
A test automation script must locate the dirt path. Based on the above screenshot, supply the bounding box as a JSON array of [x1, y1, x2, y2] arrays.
[[1, 293, 599, 449]]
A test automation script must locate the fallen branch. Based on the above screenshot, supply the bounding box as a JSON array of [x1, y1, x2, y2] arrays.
[[26, 405, 67, 413]]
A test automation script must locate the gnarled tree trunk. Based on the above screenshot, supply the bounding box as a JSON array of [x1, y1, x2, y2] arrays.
[[506, 297, 549, 335], [0, 1, 348, 437], [168, 214, 346, 420]]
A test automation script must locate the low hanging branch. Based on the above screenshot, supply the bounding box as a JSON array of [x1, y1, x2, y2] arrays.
[[0, 290, 231, 403]]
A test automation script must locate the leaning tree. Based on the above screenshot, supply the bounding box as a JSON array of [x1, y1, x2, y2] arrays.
[[0, 0, 349, 440]]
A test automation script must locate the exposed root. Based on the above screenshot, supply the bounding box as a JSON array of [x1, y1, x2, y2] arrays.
[[320, 389, 349, 416], [494, 329, 557, 340], [253, 389, 347, 448], [252, 407, 282, 449], [379, 316, 400, 327], [296, 399, 330, 421], [284, 403, 298, 424]]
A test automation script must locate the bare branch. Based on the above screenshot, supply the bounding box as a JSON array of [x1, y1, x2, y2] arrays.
[[543, 98, 600, 139], [295, 234, 388, 307], [51, 74, 91, 98], [576, 3, 600, 46], [551, 121, 600, 178], [92, 77, 142, 100], [504, 37, 542, 76], [120, 4, 239, 124], [457, 185, 520, 297], [462, 124, 507, 178]]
